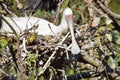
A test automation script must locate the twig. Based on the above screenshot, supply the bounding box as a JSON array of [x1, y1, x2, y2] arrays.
[[93, 0, 120, 32], [67, 70, 101, 80], [1, 15, 18, 36], [94, 0, 120, 19], [84, 0, 109, 19], [36, 51, 57, 80], [58, 32, 70, 45], [53, 1, 62, 24], [80, 50, 101, 67], [20, 38, 30, 54], [66, 65, 120, 80], [15, 0, 23, 9], [0, 69, 9, 76], [26, 16, 39, 31], [84, 0, 120, 32], [1, 3, 18, 17], [48, 24, 56, 36]]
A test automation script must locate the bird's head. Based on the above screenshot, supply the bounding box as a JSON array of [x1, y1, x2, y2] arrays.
[[63, 7, 73, 15], [59, 7, 73, 34], [63, 7, 73, 23]]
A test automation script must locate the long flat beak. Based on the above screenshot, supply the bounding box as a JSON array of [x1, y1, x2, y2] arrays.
[[66, 14, 75, 41], [66, 14, 73, 25], [66, 14, 80, 55], [66, 14, 74, 36]]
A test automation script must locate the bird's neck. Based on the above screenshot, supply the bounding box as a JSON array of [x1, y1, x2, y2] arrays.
[[56, 14, 68, 34], [59, 14, 68, 28]]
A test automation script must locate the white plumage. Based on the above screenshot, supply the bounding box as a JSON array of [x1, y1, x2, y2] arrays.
[[1, 7, 80, 55], [0, 7, 73, 35]]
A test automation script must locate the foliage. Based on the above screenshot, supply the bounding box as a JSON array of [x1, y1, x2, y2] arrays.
[[0, 0, 120, 80]]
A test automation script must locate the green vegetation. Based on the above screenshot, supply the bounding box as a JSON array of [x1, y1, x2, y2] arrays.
[[0, 0, 120, 80]]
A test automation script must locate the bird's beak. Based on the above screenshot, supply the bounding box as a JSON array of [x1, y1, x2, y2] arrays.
[[65, 14, 74, 36], [66, 14, 80, 55]]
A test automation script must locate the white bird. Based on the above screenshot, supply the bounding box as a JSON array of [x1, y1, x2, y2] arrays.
[[0, 7, 72, 36], [0, 7, 80, 55]]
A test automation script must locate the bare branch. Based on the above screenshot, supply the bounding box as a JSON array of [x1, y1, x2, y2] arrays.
[[94, 0, 120, 19]]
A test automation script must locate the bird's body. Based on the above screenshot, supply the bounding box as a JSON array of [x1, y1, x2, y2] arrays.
[[0, 7, 71, 35], [0, 7, 80, 54], [1, 16, 68, 35]]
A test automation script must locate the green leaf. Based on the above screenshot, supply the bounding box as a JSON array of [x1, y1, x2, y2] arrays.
[[98, 26, 105, 32], [28, 71, 35, 80], [29, 54, 36, 63], [28, 34, 36, 43], [35, 9, 46, 17], [37, 67, 44, 75], [61, 0, 69, 11], [105, 33, 112, 41], [0, 39, 8, 49], [66, 67, 74, 76], [108, 56, 116, 69], [27, 60, 31, 66]]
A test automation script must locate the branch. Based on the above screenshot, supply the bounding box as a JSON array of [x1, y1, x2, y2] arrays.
[[67, 71, 101, 80], [84, 0, 120, 32], [94, 0, 120, 19], [66, 66, 120, 80], [94, 0, 120, 32], [1, 15, 18, 36]]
